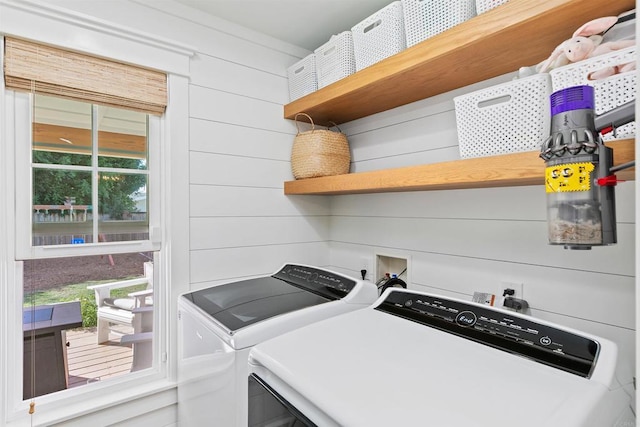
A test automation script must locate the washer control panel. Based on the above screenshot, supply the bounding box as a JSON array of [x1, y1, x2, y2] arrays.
[[273, 264, 356, 296], [377, 290, 599, 378]]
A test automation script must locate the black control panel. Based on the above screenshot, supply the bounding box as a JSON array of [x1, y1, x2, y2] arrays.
[[273, 264, 356, 298], [377, 290, 600, 378]]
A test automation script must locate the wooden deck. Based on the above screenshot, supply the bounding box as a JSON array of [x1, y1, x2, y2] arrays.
[[66, 327, 133, 388]]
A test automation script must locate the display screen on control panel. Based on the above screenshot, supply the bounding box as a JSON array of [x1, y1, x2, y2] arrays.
[[376, 290, 600, 378], [272, 264, 356, 299]]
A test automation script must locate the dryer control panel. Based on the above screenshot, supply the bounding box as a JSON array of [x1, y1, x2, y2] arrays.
[[273, 264, 356, 297], [377, 290, 600, 378]]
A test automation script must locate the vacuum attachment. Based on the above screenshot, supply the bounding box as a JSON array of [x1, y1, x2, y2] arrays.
[[540, 86, 616, 249]]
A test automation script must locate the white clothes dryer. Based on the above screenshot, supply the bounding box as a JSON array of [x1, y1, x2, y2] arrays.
[[177, 263, 377, 426], [248, 288, 634, 427]]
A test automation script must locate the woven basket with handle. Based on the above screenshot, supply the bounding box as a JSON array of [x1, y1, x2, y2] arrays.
[[291, 113, 351, 179]]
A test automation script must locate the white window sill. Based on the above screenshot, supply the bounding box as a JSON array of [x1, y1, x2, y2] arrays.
[[6, 378, 177, 427]]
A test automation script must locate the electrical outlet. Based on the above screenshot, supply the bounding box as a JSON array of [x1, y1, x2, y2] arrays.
[[360, 257, 370, 280], [499, 281, 524, 305]]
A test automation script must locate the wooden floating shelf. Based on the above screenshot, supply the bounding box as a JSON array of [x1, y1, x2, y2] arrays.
[[283, 0, 635, 125], [284, 140, 635, 195]]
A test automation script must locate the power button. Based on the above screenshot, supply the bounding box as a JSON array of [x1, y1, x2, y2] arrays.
[[540, 336, 552, 346]]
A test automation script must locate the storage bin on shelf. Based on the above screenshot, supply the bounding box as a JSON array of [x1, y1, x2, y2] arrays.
[[314, 31, 356, 89], [287, 54, 317, 101], [549, 46, 636, 141], [351, 1, 406, 71], [454, 73, 552, 159], [475, 0, 509, 15], [402, 0, 476, 48]]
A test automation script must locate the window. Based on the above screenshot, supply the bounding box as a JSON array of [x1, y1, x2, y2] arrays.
[[0, 6, 191, 420], [4, 37, 167, 401], [3, 37, 166, 259], [16, 92, 162, 257], [23, 251, 154, 399], [31, 94, 150, 246], [16, 91, 162, 401]]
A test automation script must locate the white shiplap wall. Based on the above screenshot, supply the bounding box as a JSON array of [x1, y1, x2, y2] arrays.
[[47, 0, 334, 287], [9, 0, 331, 426], [187, 44, 332, 284], [17, 0, 636, 424], [331, 76, 636, 384]]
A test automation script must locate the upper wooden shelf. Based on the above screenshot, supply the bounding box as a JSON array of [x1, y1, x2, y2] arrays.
[[283, 0, 635, 125], [284, 140, 635, 195]]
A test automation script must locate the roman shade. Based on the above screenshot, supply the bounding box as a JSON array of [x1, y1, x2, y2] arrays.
[[4, 37, 167, 115]]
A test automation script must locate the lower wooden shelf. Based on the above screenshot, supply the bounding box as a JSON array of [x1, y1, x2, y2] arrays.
[[284, 139, 635, 195]]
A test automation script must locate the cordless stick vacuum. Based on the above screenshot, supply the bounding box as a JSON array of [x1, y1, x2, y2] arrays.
[[540, 85, 635, 249]]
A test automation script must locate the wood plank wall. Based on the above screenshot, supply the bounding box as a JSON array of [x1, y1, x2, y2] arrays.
[[56, 0, 333, 289], [185, 27, 332, 285], [34, 1, 332, 426], [67, 0, 634, 389], [40, 1, 635, 424]]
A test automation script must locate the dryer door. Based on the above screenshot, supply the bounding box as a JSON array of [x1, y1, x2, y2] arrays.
[[248, 374, 317, 427]]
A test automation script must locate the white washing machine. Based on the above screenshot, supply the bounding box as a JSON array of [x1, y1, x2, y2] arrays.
[[248, 288, 635, 427], [177, 263, 378, 426]]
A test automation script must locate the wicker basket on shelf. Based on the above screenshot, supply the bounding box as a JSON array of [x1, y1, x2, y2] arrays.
[[291, 113, 351, 179]]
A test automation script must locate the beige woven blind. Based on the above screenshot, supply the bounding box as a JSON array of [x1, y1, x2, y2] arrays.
[[4, 37, 167, 115]]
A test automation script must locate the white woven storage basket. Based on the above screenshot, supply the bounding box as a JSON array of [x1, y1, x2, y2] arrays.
[[314, 31, 356, 89], [454, 73, 552, 158], [550, 46, 636, 141], [351, 1, 406, 71], [402, 0, 476, 48], [475, 0, 509, 15], [287, 54, 317, 101]]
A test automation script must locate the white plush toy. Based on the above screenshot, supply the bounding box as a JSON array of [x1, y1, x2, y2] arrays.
[[538, 16, 634, 77], [518, 15, 635, 79]]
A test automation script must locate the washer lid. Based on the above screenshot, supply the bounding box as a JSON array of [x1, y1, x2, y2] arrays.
[[181, 264, 361, 333], [182, 276, 331, 332]]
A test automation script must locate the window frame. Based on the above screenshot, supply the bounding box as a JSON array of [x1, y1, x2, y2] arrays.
[[4, 89, 168, 418], [0, 3, 192, 422]]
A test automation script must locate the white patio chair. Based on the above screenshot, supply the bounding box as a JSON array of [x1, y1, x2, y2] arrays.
[[87, 262, 153, 344], [120, 305, 153, 371]]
